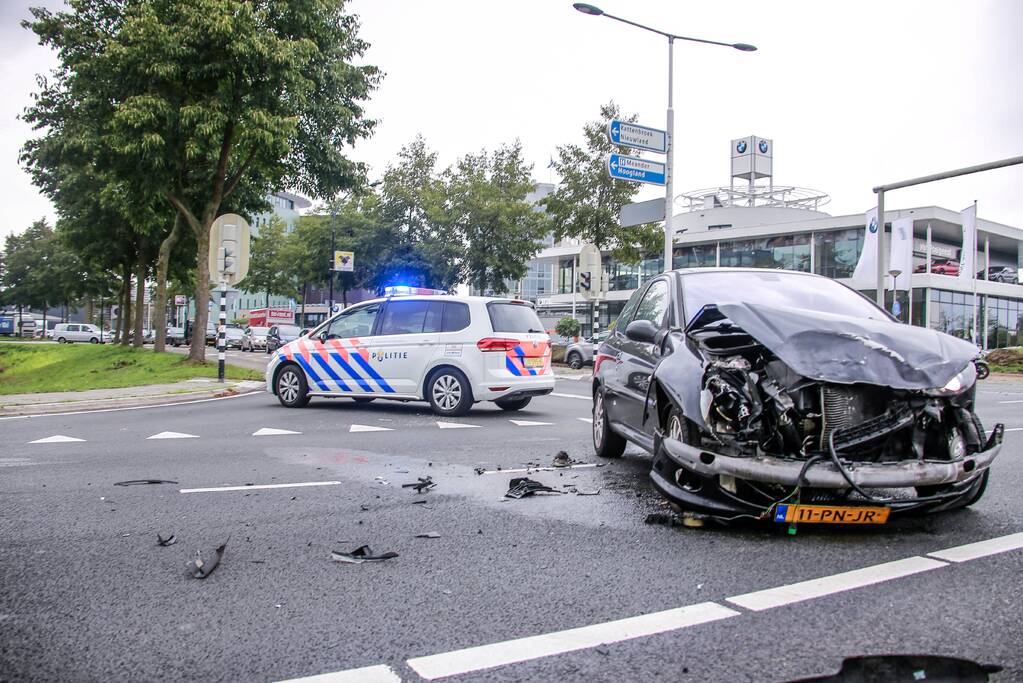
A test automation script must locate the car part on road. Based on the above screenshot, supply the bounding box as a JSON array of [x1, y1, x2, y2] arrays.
[[415, 532, 441, 539], [575, 487, 601, 495], [505, 477, 560, 499], [552, 451, 572, 468], [156, 533, 177, 546], [786, 654, 1001, 682], [330, 545, 398, 564], [114, 479, 179, 486], [402, 477, 436, 493], [188, 541, 227, 579]]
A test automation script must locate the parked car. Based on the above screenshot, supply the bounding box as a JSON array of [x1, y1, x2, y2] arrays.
[[241, 326, 271, 352], [564, 330, 610, 369], [266, 295, 555, 416], [53, 323, 103, 344], [266, 324, 303, 354], [224, 324, 244, 349], [592, 267, 1002, 523], [977, 266, 1019, 284], [166, 326, 186, 346]]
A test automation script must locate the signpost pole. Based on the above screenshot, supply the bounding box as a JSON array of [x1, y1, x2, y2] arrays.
[[664, 36, 675, 271], [218, 279, 227, 383]]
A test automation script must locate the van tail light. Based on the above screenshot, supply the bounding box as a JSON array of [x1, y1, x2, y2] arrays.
[[477, 338, 520, 352]]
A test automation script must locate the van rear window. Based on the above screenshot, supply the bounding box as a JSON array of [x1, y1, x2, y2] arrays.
[[487, 302, 544, 334]]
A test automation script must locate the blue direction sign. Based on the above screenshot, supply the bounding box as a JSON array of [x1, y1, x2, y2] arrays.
[[607, 154, 666, 186], [608, 120, 667, 154]]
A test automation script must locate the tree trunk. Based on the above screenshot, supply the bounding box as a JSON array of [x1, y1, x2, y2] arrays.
[[265, 291, 269, 309], [132, 252, 146, 348], [120, 263, 132, 346], [301, 282, 307, 329], [189, 228, 211, 362], [153, 215, 184, 353], [42, 304, 47, 340], [85, 298, 94, 327]]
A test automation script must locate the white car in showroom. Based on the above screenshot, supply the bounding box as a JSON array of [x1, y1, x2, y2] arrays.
[[265, 295, 554, 416]]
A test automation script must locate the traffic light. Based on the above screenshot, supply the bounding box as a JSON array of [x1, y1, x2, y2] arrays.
[[578, 271, 591, 292]]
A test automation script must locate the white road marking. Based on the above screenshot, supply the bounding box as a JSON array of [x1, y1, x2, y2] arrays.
[[406, 601, 739, 680], [1004, 427, 1023, 432], [550, 392, 590, 400], [253, 427, 302, 436], [274, 664, 401, 683], [146, 431, 199, 440], [577, 417, 593, 423], [0, 388, 264, 421], [480, 463, 598, 475], [28, 434, 85, 444], [725, 556, 947, 612], [180, 481, 342, 494], [436, 421, 480, 429], [350, 424, 393, 433], [998, 399, 1023, 404], [927, 531, 1023, 562], [0, 457, 35, 467], [508, 420, 553, 427]]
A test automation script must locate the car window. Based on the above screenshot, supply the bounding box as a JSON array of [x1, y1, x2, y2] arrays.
[[487, 302, 543, 333], [380, 300, 432, 335], [68, 324, 80, 332], [278, 325, 301, 336], [633, 280, 670, 327], [614, 287, 646, 332], [251, 327, 270, 335], [324, 304, 380, 339], [268, 326, 278, 335], [441, 302, 470, 332]]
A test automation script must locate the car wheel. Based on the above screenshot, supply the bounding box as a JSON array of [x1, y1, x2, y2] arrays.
[[89, 337, 99, 344], [276, 365, 310, 408], [495, 397, 531, 411], [352, 397, 376, 405], [426, 368, 473, 417], [593, 387, 626, 458], [567, 352, 583, 370], [57, 337, 66, 344]]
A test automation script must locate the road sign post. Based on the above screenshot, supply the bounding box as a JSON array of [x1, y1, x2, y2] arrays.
[[607, 154, 666, 186], [608, 120, 667, 153], [208, 214, 251, 382]]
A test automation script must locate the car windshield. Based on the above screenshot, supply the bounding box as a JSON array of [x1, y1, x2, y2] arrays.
[[487, 302, 544, 333], [250, 327, 270, 335], [277, 325, 301, 336], [680, 271, 887, 325]]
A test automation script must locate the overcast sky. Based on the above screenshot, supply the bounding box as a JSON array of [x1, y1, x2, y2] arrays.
[[3, 0, 1022, 241]]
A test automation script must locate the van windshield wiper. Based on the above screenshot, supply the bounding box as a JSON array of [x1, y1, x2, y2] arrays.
[[527, 328, 544, 333]]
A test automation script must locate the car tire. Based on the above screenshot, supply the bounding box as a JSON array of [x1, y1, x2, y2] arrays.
[[352, 397, 376, 405], [89, 337, 99, 344], [276, 365, 310, 408], [495, 397, 532, 411], [426, 367, 473, 417], [567, 352, 583, 370], [57, 337, 66, 344], [593, 386, 626, 458]]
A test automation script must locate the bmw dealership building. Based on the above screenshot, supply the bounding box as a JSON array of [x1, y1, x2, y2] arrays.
[[516, 139, 1023, 349]]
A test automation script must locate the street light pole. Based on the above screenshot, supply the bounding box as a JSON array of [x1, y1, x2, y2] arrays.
[[572, 4, 755, 272]]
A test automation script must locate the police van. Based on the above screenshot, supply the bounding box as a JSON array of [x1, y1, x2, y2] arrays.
[[265, 295, 555, 416]]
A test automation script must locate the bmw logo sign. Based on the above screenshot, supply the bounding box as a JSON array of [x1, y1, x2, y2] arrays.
[[736, 140, 747, 153], [758, 140, 769, 153], [869, 217, 878, 233]]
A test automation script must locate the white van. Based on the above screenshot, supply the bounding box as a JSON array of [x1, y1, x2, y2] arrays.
[[53, 323, 104, 344]]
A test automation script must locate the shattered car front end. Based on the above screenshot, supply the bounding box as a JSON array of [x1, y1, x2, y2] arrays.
[[650, 288, 1003, 520]]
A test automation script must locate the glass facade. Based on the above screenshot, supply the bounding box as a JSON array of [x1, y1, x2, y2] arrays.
[[930, 289, 978, 341], [557, 258, 574, 295], [603, 257, 640, 292], [673, 244, 717, 269], [814, 228, 864, 278], [520, 260, 553, 300], [719, 234, 811, 271], [985, 294, 1023, 348]]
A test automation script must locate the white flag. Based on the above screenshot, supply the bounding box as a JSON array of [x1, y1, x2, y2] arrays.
[[888, 217, 914, 290], [850, 207, 879, 288], [958, 203, 977, 280]]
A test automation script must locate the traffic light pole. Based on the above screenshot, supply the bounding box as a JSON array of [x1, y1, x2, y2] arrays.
[[217, 278, 227, 383]]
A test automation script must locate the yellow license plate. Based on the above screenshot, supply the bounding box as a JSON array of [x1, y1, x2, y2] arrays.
[[523, 357, 544, 368], [774, 504, 890, 525]]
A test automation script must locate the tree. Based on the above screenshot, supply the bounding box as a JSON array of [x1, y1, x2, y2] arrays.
[[238, 216, 294, 309], [555, 316, 581, 340], [24, 0, 380, 361], [542, 102, 662, 264]]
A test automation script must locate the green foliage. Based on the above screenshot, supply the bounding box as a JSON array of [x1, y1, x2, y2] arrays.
[[542, 102, 662, 264], [0, 219, 87, 312], [238, 216, 294, 305], [555, 316, 581, 339]]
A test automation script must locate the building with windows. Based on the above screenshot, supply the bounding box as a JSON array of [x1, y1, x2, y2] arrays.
[[516, 139, 1023, 348]]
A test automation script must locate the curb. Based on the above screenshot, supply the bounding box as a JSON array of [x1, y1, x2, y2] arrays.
[[0, 381, 266, 417]]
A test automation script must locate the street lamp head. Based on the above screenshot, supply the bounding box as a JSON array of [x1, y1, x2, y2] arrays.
[[732, 42, 757, 52], [573, 3, 604, 16]]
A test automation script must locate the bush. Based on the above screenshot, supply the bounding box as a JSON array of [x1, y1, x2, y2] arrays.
[[986, 346, 1023, 373], [554, 316, 581, 340]]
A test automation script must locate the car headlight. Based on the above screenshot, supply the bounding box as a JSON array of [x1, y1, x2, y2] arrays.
[[925, 363, 977, 396]]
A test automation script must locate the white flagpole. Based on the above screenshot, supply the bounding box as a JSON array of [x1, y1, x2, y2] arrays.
[[971, 200, 978, 344]]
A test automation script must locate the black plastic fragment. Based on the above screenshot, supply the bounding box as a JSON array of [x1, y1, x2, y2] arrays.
[[188, 541, 227, 579], [505, 477, 559, 499], [330, 545, 398, 564], [402, 477, 436, 493], [552, 451, 572, 468], [114, 479, 178, 486], [157, 533, 177, 547], [786, 654, 1002, 682], [415, 532, 441, 539]]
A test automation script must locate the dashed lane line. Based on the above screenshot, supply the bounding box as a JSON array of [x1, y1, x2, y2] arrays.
[[146, 431, 199, 440], [927, 531, 1023, 562], [253, 427, 302, 436], [0, 389, 264, 421], [350, 424, 394, 433], [180, 481, 342, 494], [406, 602, 739, 680], [508, 420, 553, 427], [549, 392, 590, 400], [436, 422, 480, 429], [577, 417, 593, 423], [28, 434, 85, 444], [275, 664, 402, 683]]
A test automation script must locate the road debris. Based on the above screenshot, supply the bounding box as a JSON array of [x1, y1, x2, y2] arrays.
[[402, 476, 436, 493], [576, 487, 601, 496], [552, 451, 573, 468], [415, 532, 441, 539], [330, 545, 398, 564], [114, 479, 179, 486], [374, 476, 389, 485], [645, 512, 684, 527], [157, 533, 177, 546], [505, 477, 560, 499], [188, 541, 227, 579]]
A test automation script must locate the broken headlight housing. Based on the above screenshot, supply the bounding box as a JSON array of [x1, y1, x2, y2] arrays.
[[925, 363, 976, 397]]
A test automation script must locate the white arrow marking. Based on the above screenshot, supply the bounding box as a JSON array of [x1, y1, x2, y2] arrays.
[[252, 427, 302, 436], [28, 434, 85, 444], [436, 422, 480, 429], [146, 431, 199, 440], [350, 424, 393, 433], [509, 420, 553, 427]]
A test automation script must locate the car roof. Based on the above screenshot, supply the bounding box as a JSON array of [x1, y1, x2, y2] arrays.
[[349, 295, 531, 307]]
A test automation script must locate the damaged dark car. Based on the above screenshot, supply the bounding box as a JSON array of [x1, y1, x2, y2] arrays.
[[591, 268, 1003, 524]]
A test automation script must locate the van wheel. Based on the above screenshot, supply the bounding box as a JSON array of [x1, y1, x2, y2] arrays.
[[495, 397, 531, 411], [89, 337, 99, 344], [57, 337, 67, 344], [427, 368, 473, 417], [276, 365, 310, 408], [593, 387, 626, 458]]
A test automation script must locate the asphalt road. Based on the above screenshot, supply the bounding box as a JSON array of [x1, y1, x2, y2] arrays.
[[2, 376, 1022, 682]]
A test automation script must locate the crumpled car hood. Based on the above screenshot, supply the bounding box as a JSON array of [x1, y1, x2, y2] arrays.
[[697, 302, 977, 390]]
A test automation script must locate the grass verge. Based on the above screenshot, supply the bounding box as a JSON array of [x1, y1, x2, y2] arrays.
[[0, 344, 262, 395]]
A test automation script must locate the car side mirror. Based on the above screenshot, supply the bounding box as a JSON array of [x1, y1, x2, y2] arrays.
[[300, 329, 309, 337], [625, 319, 659, 344], [318, 330, 328, 343]]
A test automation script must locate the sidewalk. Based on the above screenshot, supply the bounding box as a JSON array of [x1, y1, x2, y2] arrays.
[[0, 378, 266, 417]]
